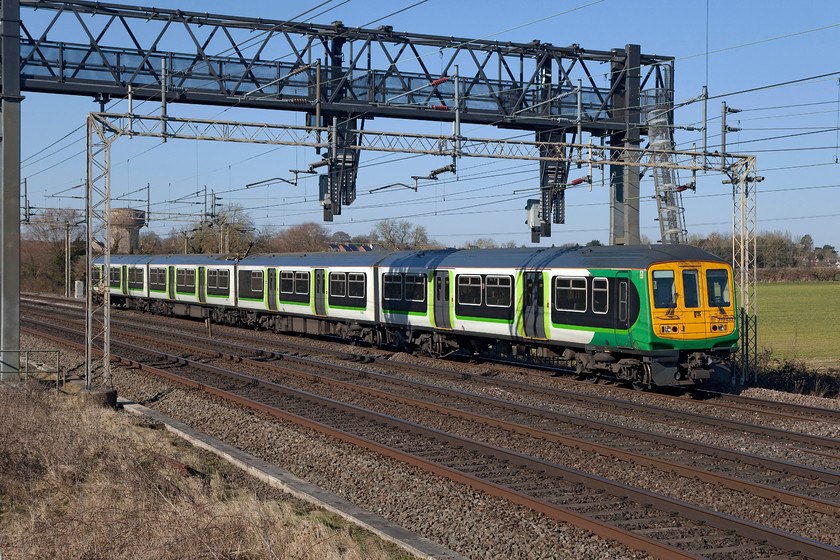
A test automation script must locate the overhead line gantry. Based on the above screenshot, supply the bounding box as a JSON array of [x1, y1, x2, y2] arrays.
[[2, 1, 756, 386], [16, 0, 673, 238]]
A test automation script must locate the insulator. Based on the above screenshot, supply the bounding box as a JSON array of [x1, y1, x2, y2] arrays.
[[287, 64, 311, 77], [429, 104, 450, 111], [569, 177, 585, 186], [286, 97, 309, 104], [430, 76, 450, 87]]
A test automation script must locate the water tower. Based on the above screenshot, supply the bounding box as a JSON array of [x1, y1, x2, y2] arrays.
[[110, 208, 146, 253]]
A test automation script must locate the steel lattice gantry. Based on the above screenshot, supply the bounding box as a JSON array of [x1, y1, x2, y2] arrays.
[[16, 0, 673, 232], [0, 0, 680, 383]]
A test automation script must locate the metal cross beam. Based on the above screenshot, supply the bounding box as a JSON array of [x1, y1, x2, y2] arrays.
[[20, 1, 673, 133], [90, 112, 742, 172]]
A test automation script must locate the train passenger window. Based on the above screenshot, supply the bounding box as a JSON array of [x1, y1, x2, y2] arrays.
[[295, 272, 309, 294], [348, 273, 365, 298], [404, 274, 426, 302], [250, 271, 263, 293], [592, 278, 609, 314], [185, 270, 195, 289], [652, 270, 676, 308], [280, 271, 294, 294], [682, 270, 700, 308], [149, 268, 166, 290], [208, 270, 218, 289], [109, 266, 121, 288], [218, 270, 229, 290], [128, 267, 144, 290], [706, 269, 731, 307], [330, 272, 347, 297], [554, 277, 587, 312], [383, 274, 402, 300], [457, 275, 482, 306], [485, 276, 512, 307]]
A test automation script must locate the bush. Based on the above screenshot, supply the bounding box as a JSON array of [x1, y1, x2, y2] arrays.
[[757, 267, 840, 282]]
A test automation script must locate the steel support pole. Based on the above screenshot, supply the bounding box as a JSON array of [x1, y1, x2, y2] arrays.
[[65, 221, 71, 298], [85, 115, 112, 389], [608, 45, 641, 245], [0, 0, 22, 381]]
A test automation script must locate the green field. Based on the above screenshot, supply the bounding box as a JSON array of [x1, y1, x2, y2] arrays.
[[757, 282, 840, 369]]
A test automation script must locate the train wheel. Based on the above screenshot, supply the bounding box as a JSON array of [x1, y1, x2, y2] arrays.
[[374, 329, 386, 350], [631, 364, 653, 391]]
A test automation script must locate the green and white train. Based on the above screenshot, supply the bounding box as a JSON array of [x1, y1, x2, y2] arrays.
[[94, 244, 739, 388]]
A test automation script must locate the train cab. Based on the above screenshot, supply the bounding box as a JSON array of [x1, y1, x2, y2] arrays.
[[648, 261, 737, 346]]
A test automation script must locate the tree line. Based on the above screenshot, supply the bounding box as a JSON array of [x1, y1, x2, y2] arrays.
[[20, 207, 839, 293]]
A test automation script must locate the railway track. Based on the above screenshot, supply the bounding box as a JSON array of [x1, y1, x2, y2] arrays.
[[24, 303, 840, 458], [23, 310, 840, 514], [23, 295, 840, 429], [21, 300, 840, 559]]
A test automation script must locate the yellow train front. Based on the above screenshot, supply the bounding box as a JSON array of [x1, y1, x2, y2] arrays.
[[631, 254, 739, 387]]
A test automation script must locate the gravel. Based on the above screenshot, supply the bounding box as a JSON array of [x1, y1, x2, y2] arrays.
[[19, 309, 840, 558]]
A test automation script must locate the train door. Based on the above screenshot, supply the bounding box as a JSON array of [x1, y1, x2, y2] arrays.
[[197, 267, 206, 303], [267, 268, 278, 311], [433, 270, 451, 329], [121, 266, 128, 295], [521, 272, 546, 339], [167, 266, 175, 300], [616, 272, 630, 331], [314, 269, 326, 316], [678, 265, 706, 339]]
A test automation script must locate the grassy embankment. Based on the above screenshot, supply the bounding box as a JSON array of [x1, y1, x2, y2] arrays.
[[755, 282, 840, 395], [0, 384, 414, 560], [757, 282, 840, 368]]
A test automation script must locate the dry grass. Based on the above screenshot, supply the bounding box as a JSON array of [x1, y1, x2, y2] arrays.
[[0, 383, 414, 560]]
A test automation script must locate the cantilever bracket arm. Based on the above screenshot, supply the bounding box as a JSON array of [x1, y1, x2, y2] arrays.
[[245, 176, 297, 188], [369, 182, 416, 193]]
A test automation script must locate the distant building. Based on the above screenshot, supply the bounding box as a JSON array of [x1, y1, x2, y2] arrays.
[[110, 208, 146, 253]]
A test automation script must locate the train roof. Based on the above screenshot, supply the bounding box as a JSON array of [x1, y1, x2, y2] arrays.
[[95, 245, 726, 270], [378, 244, 726, 270], [95, 254, 236, 266]]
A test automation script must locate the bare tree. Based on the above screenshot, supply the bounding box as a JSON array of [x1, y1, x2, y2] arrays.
[[369, 219, 441, 250], [330, 231, 352, 244], [462, 237, 497, 249], [21, 209, 85, 293], [264, 222, 330, 253]]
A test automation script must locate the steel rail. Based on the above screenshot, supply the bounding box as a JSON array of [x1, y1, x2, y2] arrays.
[[21, 322, 702, 559], [23, 303, 840, 485], [72, 297, 840, 427], [22, 299, 840, 447], [22, 318, 840, 558], [82, 317, 840, 516], [690, 389, 840, 424]]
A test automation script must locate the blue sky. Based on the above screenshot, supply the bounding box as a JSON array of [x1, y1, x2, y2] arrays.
[[20, 0, 840, 249]]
